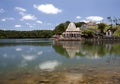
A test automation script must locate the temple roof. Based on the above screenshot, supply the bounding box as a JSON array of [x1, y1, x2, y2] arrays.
[[66, 22, 81, 32]]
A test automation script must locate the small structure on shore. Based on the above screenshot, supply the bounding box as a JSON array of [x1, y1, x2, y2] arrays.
[[106, 29, 113, 37], [60, 22, 82, 40]]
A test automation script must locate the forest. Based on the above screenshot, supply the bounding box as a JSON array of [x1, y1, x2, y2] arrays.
[[0, 30, 53, 38]]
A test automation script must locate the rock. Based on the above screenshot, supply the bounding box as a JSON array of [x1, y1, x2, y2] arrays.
[[54, 81, 67, 84], [38, 80, 50, 84], [9, 77, 17, 81], [79, 79, 85, 83]]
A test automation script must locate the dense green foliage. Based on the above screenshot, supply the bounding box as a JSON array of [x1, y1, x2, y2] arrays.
[[0, 30, 53, 38], [82, 29, 94, 38], [113, 26, 120, 37], [75, 22, 86, 27], [98, 23, 106, 33], [53, 21, 70, 35]]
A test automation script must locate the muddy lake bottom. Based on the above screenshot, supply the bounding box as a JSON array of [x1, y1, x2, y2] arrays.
[[0, 66, 120, 84]]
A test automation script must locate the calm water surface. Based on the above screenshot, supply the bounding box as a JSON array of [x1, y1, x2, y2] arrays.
[[0, 39, 120, 74]]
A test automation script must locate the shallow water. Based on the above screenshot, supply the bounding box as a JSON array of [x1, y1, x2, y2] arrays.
[[0, 39, 120, 84]]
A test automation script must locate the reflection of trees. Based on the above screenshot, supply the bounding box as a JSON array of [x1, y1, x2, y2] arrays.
[[0, 39, 51, 47], [77, 41, 120, 58], [81, 41, 107, 57], [52, 43, 68, 57], [52, 41, 84, 58], [52, 41, 120, 59], [111, 44, 120, 55], [0, 42, 51, 47]]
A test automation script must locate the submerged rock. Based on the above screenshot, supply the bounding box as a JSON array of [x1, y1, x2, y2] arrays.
[[38, 80, 50, 84]]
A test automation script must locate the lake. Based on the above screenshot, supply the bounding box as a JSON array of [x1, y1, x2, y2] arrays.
[[0, 39, 120, 84]]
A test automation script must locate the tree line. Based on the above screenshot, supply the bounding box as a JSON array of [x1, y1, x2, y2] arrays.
[[0, 30, 53, 39]]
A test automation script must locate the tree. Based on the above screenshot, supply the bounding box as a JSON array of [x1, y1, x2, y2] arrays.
[[75, 22, 86, 27], [0, 30, 53, 38], [113, 26, 120, 37], [82, 29, 94, 38], [107, 16, 120, 26], [98, 23, 106, 34], [107, 16, 112, 27], [53, 23, 66, 35]]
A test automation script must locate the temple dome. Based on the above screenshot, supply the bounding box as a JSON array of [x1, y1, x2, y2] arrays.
[[66, 22, 77, 32], [76, 27, 81, 31]]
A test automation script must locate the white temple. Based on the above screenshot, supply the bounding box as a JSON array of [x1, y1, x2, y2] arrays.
[[61, 22, 81, 40]]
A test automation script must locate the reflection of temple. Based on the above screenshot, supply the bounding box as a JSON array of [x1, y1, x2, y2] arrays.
[[53, 41, 120, 60], [60, 41, 81, 58]]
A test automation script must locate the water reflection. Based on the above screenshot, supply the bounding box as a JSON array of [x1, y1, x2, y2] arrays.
[[52, 41, 120, 59], [38, 60, 61, 71], [0, 39, 51, 47], [16, 47, 23, 51], [53, 41, 81, 58], [0, 39, 120, 74], [0, 39, 52, 73], [22, 54, 37, 61]]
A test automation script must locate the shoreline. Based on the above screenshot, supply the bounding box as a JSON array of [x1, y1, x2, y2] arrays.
[[51, 36, 120, 42]]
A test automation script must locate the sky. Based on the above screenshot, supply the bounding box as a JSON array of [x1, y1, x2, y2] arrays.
[[0, 0, 120, 31]]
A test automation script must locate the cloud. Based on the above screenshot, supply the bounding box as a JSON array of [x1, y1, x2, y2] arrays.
[[1, 19, 6, 21], [25, 23, 34, 28], [80, 20, 89, 23], [21, 14, 37, 21], [15, 7, 26, 16], [86, 16, 103, 22], [18, 12, 37, 21], [19, 12, 25, 16], [15, 25, 22, 28], [0, 8, 5, 13], [25, 23, 31, 26], [15, 7, 26, 12], [29, 25, 33, 28], [1, 17, 14, 22], [33, 4, 62, 14], [36, 20, 43, 24], [15, 7, 37, 21], [76, 16, 81, 19]]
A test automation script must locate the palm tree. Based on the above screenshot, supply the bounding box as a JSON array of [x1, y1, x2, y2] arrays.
[[107, 16, 112, 27]]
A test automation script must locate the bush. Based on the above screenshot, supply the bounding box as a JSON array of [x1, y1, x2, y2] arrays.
[[82, 29, 94, 38]]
